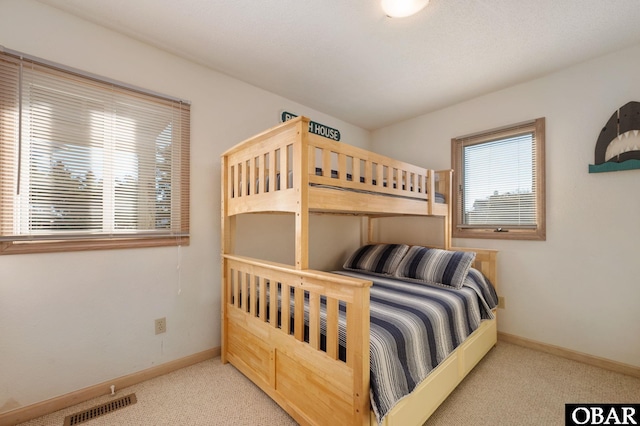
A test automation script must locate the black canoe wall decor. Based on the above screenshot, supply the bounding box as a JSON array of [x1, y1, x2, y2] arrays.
[[589, 101, 640, 173]]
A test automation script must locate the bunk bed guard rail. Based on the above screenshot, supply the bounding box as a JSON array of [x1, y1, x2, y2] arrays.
[[221, 117, 451, 217]]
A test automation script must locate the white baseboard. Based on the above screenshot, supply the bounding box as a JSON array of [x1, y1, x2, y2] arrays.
[[498, 332, 640, 379], [0, 347, 220, 426]]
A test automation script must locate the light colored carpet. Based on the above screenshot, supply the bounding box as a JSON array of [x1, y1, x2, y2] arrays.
[[17, 342, 640, 425], [426, 342, 640, 426], [17, 359, 297, 426]]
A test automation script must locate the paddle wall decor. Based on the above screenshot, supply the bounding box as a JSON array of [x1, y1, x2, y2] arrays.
[[590, 101, 640, 173]]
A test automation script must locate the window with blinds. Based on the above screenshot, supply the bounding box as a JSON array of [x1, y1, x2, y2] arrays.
[[0, 48, 190, 254], [451, 118, 545, 240]]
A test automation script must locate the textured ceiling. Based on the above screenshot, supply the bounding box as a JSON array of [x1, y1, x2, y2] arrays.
[[37, 0, 640, 130]]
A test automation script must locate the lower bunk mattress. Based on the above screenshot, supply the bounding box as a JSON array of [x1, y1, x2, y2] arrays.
[[332, 269, 498, 423]]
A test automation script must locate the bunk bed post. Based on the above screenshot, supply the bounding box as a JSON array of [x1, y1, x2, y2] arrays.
[[347, 283, 371, 425], [362, 217, 374, 246], [439, 169, 453, 250], [427, 169, 435, 216], [294, 117, 311, 270], [220, 155, 234, 364]]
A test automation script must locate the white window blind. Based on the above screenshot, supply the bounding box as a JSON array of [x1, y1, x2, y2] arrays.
[[0, 49, 190, 251], [462, 132, 536, 227]]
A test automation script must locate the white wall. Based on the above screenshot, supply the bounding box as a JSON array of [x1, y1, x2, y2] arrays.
[[372, 44, 640, 368], [0, 0, 370, 413]]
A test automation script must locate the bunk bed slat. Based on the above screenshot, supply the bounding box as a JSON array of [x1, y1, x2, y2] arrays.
[[281, 283, 291, 335], [338, 152, 348, 184], [308, 292, 320, 350], [325, 298, 339, 360], [294, 288, 304, 341], [259, 277, 267, 322], [249, 274, 257, 317], [269, 279, 278, 328]]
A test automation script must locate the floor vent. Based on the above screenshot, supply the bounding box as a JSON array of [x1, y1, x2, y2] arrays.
[[63, 393, 137, 426]]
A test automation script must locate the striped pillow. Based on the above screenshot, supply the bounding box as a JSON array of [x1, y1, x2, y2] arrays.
[[343, 244, 409, 276], [394, 246, 476, 289]]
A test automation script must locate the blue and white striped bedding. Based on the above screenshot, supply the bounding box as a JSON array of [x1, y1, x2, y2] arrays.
[[333, 268, 497, 424]]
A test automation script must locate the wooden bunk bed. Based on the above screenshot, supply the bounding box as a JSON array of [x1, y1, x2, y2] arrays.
[[221, 116, 498, 426]]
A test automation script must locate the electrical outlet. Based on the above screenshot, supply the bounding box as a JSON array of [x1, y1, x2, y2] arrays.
[[497, 296, 506, 309], [155, 317, 166, 335]]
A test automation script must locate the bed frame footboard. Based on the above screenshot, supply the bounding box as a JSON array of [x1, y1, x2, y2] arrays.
[[221, 254, 372, 426]]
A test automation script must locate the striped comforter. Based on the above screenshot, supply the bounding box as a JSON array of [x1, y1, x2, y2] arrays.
[[334, 268, 498, 424]]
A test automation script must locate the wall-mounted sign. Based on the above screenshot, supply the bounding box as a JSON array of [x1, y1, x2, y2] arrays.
[[280, 111, 341, 141]]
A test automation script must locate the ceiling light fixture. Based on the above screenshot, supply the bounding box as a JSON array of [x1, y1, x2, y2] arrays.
[[381, 0, 430, 18]]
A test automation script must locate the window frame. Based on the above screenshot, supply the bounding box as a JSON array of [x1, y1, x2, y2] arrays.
[[0, 48, 190, 255], [451, 117, 546, 241]]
